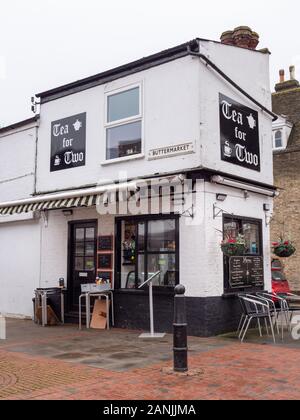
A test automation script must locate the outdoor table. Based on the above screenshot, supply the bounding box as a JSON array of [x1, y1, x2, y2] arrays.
[[79, 290, 114, 330]]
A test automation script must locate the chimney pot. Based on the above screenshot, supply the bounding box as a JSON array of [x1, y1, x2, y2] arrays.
[[279, 69, 285, 83], [220, 30, 235, 46], [290, 65, 296, 80]]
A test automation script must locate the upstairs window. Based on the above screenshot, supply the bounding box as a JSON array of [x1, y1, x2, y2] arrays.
[[105, 85, 142, 161], [274, 130, 283, 149]]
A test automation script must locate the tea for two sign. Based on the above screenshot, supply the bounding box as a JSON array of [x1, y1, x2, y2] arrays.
[[219, 93, 260, 172], [50, 113, 86, 172]]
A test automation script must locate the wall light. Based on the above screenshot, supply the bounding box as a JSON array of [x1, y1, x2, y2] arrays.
[[62, 210, 73, 217], [216, 194, 227, 202]]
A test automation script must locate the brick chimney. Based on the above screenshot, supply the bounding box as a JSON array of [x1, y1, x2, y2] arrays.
[[275, 66, 300, 92], [220, 26, 259, 50]]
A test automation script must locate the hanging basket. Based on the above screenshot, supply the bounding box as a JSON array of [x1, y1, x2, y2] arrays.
[[221, 242, 245, 257], [273, 241, 296, 258]]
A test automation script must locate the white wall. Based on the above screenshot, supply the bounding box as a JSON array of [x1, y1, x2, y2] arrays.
[[36, 56, 200, 193], [199, 182, 272, 297], [39, 208, 115, 289], [0, 219, 40, 317], [0, 124, 37, 202], [36, 40, 273, 194], [38, 179, 272, 299], [198, 41, 273, 185]]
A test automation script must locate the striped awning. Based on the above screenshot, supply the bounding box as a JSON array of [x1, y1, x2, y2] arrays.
[[0, 174, 185, 217], [0, 193, 101, 216]]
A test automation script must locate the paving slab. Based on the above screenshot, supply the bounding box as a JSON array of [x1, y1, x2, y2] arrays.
[[1, 319, 300, 400]]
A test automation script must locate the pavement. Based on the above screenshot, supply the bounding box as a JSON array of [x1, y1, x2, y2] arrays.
[[1, 318, 300, 400]]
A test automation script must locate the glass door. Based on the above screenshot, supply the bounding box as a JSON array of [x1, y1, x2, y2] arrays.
[[68, 221, 97, 310]]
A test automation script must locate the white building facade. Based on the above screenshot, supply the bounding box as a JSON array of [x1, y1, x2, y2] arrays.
[[0, 38, 276, 335]]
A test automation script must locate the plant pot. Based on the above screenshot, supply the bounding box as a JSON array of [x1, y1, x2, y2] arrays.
[[273, 245, 296, 258], [221, 243, 245, 257]]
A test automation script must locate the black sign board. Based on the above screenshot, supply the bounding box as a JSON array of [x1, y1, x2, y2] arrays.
[[50, 113, 86, 172], [98, 236, 113, 251], [98, 254, 112, 270], [97, 272, 112, 282], [219, 93, 260, 171], [229, 256, 264, 289]]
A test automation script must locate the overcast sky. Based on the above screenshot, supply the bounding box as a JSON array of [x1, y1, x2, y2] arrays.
[[0, 0, 299, 126]]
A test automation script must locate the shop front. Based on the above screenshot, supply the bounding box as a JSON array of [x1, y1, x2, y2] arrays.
[[0, 35, 276, 335]]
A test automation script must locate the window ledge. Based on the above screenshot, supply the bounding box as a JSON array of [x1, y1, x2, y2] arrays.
[[101, 153, 145, 166]]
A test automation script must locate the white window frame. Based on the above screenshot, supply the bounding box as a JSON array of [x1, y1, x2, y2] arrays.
[[273, 129, 284, 151], [103, 82, 144, 164]]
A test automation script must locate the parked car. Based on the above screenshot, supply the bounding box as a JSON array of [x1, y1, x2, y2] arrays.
[[271, 259, 291, 296]]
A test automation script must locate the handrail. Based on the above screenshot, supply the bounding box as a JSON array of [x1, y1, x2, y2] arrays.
[[138, 271, 161, 289]]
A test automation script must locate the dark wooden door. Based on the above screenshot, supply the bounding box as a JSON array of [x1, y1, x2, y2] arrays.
[[68, 221, 97, 310]]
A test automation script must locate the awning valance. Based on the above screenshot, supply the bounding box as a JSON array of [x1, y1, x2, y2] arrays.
[[0, 193, 100, 216]]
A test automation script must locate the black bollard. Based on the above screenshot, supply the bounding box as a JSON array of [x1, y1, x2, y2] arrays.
[[173, 285, 188, 372]]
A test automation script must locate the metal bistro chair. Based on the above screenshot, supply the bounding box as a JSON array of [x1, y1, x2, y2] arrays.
[[255, 293, 280, 336], [237, 293, 273, 337], [238, 296, 276, 344], [277, 292, 300, 324], [245, 294, 277, 337], [257, 292, 290, 340]]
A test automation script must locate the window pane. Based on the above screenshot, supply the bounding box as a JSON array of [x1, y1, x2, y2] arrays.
[[86, 228, 95, 240], [75, 257, 84, 271], [137, 254, 145, 286], [85, 258, 95, 270], [147, 254, 176, 287], [224, 221, 239, 239], [138, 222, 145, 252], [147, 219, 176, 252], [107, 87, 139, 122], [106, 121, 141, 160], [75, 228, 84, 240], [85, 242, 95, 256], [275, 131, 282, 148], [243, 223, 260, 255], [125, 271, 136, 289], [75, 242, 84, 256]]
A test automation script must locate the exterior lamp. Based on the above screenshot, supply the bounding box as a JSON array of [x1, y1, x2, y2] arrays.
[[216, 194, 227, 202], [62, 210, 73, 217]]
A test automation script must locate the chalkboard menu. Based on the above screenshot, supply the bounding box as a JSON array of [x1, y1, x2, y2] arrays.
[[98, 236, 113, 251], [229, 256, 264, 289], [98, 254, 112, 270]]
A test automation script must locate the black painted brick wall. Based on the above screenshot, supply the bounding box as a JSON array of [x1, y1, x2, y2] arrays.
[[113, 292, 242, 337]]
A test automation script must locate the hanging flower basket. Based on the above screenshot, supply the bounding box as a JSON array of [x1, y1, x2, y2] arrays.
[[272, 240, 296, 258], [221, 235, 246, 257]]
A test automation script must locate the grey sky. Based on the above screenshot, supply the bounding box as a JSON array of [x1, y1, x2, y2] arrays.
[[1, 0, 299, 126]]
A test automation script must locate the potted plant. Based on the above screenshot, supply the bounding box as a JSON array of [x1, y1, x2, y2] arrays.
[[272, 239, 296, 258], [221, 234, 246, 257], [123, 239, 136, 263]]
